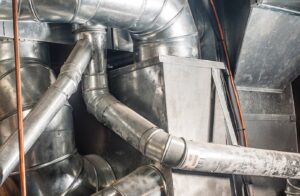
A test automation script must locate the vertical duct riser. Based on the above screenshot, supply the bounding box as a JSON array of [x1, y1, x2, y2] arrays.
[[0, 40, 106, 195]]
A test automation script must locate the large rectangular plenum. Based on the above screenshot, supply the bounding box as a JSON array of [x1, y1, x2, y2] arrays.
[[109, 56, 232, 195], [235, 4, 299, 196], [238, 86, 298, 195], [235, 6, 300, 93]]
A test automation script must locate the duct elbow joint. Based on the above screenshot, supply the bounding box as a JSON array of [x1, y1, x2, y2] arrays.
[[139, 128, 186, 167], [83, 92, 119, 123]]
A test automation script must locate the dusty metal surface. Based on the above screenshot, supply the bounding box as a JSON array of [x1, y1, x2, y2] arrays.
[[238, 85, 298, 195], [235, 6, 300, 92], [234, 6, 300, 195], [0, 0, 299, 195], [109, 56, 232, 196], [111, 28, 133, 52]]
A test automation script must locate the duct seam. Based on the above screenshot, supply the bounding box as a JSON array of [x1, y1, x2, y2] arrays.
[[0, 37, 92, 185], [82, 26, 300, 180], [93, 165, 168, 196], [27, 0, 40, 21], [10, 151, 76, 175]]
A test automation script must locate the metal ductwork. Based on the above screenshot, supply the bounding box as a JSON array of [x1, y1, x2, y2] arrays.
[[0, 37, 92, 184], [93, 165, 167, 196], [82, 26, 300, 181], [0, 33, 116, 195], [0, 0, 199, 61], [0, 0, 300, 195]]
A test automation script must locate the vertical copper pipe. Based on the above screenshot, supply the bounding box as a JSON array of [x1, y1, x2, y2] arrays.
[[209, 0, 248, 146], [12, 0, 27, 195]]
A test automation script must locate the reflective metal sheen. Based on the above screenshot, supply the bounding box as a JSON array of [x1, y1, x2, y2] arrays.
[[0, 36, 118, 195], [0, 38, 92, 185], [0, 22, 75, 44], [93, 165, 167, 196], [82, 29, 300, 180], [0, 0, 199, 61]]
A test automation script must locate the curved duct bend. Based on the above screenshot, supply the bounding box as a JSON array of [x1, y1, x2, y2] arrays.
[[0, 34, 116, 193], [0, 0, 300, 185], [0, 37, 91, 185], [82, 24, 300, 180], [92, 165, 167, 196], [0, 0, 199, 61]]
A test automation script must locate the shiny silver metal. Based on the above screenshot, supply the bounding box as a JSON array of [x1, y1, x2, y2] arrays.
[[109, 56, 232, 195], [238, 85, 298, 195], [82, 31, 300, 182], [92, 165, 167, 196], [0, 0, 199, 62], [0, 38, 117, 195], [0, 38, 92, 185], [111, 28, 133, 52], [2, 1, 300, 195], [14, 154, 91, 195], [0, 40, 70, 168], [0, 39, 50, 63], [0, 22, 75, 44], [85, 155, 116, 190], [108, 57, 300, 179]]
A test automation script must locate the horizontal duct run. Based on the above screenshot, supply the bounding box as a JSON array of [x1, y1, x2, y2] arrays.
[[0, 0, 199, 61], [82, 28, 300, 180], [0, 0, 200, 187], [0, 0, 300, 195]]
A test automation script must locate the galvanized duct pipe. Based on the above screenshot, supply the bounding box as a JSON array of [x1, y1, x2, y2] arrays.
[[82, 27, 300, 180], [92, 165, 167, 196], [1, 0, 300, 187], [0, 40, 82, 193], [0, 0, 199, 61], [0, 37, 99, 189], [0, 1, 199, 187], [0, 37, 117, 194], [0, 39, 96, 195]]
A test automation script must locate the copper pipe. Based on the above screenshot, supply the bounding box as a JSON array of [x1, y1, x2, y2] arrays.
[[12, 0, 27, 195], [209, 0, 248, 146]]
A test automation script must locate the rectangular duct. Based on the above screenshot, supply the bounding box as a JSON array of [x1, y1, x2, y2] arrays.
[[235, 6, 300, 93], [109, 56, 232, 195]]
